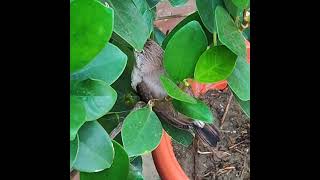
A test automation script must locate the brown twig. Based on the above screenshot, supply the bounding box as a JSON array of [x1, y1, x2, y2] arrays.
[[197, 150, 213, 155], [234, 148, 245, 155], [217, 166, 236, 176], [228, 140, 245, 149], [109, 121, 123, 139], [155, 14, 187, 21], [220, 93, 233, 128]]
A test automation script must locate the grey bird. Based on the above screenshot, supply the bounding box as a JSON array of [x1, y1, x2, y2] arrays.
[[131, 39, 220, 147]]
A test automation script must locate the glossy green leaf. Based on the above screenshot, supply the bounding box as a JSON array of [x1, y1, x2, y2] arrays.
[[172, 99, 214, 123], [80, 141, 129, 180], [122, 107, 163, 157], [127, 164, 144, 180], [227, 56, 250, 101], [70, 96, 86, 140], [160, 75, 196, 104], [71, 79, 117, 121], [70, 0, 114, 72], [127, 156, 143, 179], [243, 27, 250, 40], [70, 135, 79, 169], [161, 120, 194, 147], [223, 0, 242, 19], [168, 0, 188, 7], [109, 41, 140, 112], [234, 93, 250, 118], [162, 12, 213, 49], [146, 0, 160, 8], [106, 0, 152, 51], [215, 6, 246, 58], [71, 43, 127, 85], [153, 27, 166, 46], [194, 45, 237, 83], [232, 0, 249, 9], [164, 21, 208, 82], [73, 121, 114, 172], [196, 0, 224, 32]]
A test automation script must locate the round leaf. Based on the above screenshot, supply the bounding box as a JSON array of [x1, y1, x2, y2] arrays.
[[168, 0, 188, 7], [164, 21, 208, 82], [162, 12, 213, 49], [196, 0, 224, 32], [71, 43, 127, 85], [223, 0, 242, 19], [71, 79, 117, 121], [234, 93, 250, 118], [80, 141, 129, 180], [194, 45, 237, 83], [70, 0, 114, 72], [215, 6, 246, 58], [106, 0, 152, 51], [146, 0, 160, 8], [70, 135, 79, 169], [227, 56, 250, 101], [70, 96, 86, 140], [122, 107, 163, 157], [73, 121, 114, 172], [172, 99, 214, 123], [160, 75, 196, 104], [153, 27, 166, 46], [232, 0, 249, 9], [161, 120, 193, 147]]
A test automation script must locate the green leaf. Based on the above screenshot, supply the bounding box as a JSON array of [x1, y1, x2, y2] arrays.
[[161, 120, 194, 147], [164, 21, 208, 82], [70, 96, 86, 140], [215, 6, 246, 58], [232, 0, 249, 9], [196, 0, 224, 32], [153, 27, 166, 46], [168, 0, 188, 7], [127, 156, 143, 179], [127, 164, 144, 180], [162, 12, 213, 49], [172, 99, 214, 123], [70, 0, 114, 72], [70, 135, 79, 169], [243, 27, 250, 40], [73, 121, 114, 172], [160, 75, 196, 104], [106, 0, 152, 51], [80, 141, 129, 180], [122, 107, 163, 157], [223, 0, 242, 19], [227, 56, 250, 101], [71, 43, 127, 85], [194, 45, 237, 83], [130, 156, 143, 170], [146, 0, 160, 8], [234, 93, 250, 118], [109, 41, 140, 112], [71, 79, 117, 121]]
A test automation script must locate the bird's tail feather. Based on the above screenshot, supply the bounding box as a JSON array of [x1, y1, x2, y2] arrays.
[[194, 124, 221, 147]]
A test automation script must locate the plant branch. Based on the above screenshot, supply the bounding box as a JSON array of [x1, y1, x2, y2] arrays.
[[220, 93, 233, 128]]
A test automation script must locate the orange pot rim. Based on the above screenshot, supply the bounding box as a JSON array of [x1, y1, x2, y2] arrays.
[[152, 130, 189, 180]]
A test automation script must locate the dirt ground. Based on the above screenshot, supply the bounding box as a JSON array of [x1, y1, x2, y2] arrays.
[[173, 89, 250, 180]]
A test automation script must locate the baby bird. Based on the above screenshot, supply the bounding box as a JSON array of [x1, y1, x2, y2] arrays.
[[131, 39, 220, 147]]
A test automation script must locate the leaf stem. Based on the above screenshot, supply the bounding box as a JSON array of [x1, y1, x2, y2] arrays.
[[213, 32, 217, 46]]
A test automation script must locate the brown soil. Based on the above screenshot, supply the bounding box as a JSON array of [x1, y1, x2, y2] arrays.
[[173, 89, 250, 180]]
